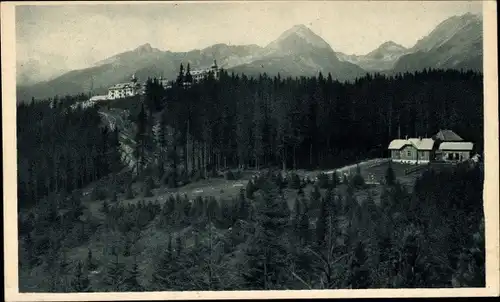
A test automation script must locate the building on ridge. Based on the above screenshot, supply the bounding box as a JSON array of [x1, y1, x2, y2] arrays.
[[189, 60, 220, 83], [107, 74, 142, 100], [387, 129, 474, 164], [388, 136, 435, 164]]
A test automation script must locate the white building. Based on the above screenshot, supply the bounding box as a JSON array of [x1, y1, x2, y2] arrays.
[[158, 77, 172, 89], [438, 142, 474, 162], [190, 60, 220, 83], [107, 74, 142, 100]]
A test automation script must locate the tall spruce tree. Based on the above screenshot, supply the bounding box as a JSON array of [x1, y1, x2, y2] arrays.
[[241, 180, 291, 290]]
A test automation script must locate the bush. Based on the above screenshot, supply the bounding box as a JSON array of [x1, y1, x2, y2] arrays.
[[297, 187, 304, 196], [274, 173, 285, 189], [110, 191, 118, 203], [317, 173, 330, 189], [224, 170, 236, 180], [246, 180, 255, 199], [160, 172, 170, 186], [143, 177, 154, 197], [125, 185, 135, 200], [350, 164, 366, 189], [178, 171, 190, 186], [191, 170, 203, 182], [343, 174, 349, 185], [100, 200, 109, 214], [385, 163, 396, 185], [351, 173, 366, 189], [331, 171, 339, 188], [91, 186, 108, 201], [235, 170, 243, 180], [288, 173, 301, 190]]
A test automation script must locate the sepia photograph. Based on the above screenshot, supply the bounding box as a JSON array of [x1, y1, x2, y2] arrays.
[[2, 0, 499, 300]]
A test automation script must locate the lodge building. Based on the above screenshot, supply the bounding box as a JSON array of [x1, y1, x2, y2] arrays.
[[388, 129, 474, 164], [189, 60, 220, 83], [107, 74, 143, 100]]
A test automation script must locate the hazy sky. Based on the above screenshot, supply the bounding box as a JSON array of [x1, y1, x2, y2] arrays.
[[16, 1, 482, 70]]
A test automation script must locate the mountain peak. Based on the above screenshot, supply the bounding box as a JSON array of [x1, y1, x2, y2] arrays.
[[134, 43, 156, 53], [380, 41, 405, 49], [411, 12, 482, 52], [265, 24, 332, 53], [291, 24, 309, 31]]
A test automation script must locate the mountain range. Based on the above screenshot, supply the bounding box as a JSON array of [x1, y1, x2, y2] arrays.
[[16, 13, 483, 102]]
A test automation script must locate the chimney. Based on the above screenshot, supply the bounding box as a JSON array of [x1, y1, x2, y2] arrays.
[[405, 135, 408, 140], [419, 136, 422, 140]]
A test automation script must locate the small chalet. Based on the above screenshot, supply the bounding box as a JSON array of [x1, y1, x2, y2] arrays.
[[388, 136, 435, 164], [388, 129, 474, 164], [432, 129, 474, 162]]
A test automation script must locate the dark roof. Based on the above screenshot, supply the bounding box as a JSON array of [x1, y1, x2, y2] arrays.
[[433, 129, 463, 142]]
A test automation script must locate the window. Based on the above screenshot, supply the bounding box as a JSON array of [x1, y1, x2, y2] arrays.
[[407, 150, 412, 157]]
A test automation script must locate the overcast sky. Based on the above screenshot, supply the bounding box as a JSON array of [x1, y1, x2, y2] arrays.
[[16, 1, 482, 70]]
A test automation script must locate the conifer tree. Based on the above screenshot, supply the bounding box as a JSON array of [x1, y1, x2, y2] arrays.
[[385, 161, 396, 185], [71, 261, 91, 292], [177, 64, 185, 85], [185, 63, 193, 83], [315, 197, 328, 247], [349, 241, 370, 289], [310, 184, 321, 211], [86, 248, 98, 271], [241, 180, 292, 290], [104, 251, 126, 291], [134, 103, 148, 175], [123, 256, 143, 291]]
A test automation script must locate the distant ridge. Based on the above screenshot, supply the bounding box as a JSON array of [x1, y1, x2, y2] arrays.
[[17, 13, 483, 102]]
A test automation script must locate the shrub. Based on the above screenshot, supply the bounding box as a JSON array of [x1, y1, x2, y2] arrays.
[[167, 173, 177, 189], [100, 200, 109, 214], [191, 170, 203, 182], [91, 186, 108, 201], [317, 173, 330, 189], [178, 171, 190, 186], [233, 170, 243, 180], [143, 177, 154, 197], [385, 163, 396, 185], [350, 164, 366, 189], [297, 187, 305, 196], [343, 174, 349, 185], [351, 173, 366, 189], [125, 185, 135, 200], [160, 172, 170, 186], [288, 173, 301, 190], [246, 180, 255, 199], [224, 170, 236, 180], [331, 171, 339, 188], [110, 191, 118, 203]]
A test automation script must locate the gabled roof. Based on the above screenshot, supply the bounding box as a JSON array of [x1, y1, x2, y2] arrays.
[[408, 138, 435, 150], [388, 138, 435, 150], [439, 142, 474, 151], [388, 139, 410, 150], [433, 129, 463, 141]]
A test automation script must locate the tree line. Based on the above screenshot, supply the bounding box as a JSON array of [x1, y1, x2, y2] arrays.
[[17, 95, 123, 209], [134, 67, 483, 183]]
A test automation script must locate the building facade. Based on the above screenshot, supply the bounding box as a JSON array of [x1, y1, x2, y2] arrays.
[[438, 142, 474, 162], [190, 60, 220, 83], [388, 129, 474, 164], [388, 137, 434, 164], [107, 74, 142, 100]]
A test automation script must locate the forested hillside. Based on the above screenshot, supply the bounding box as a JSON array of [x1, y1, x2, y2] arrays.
[[17, 69, 485, 291]]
